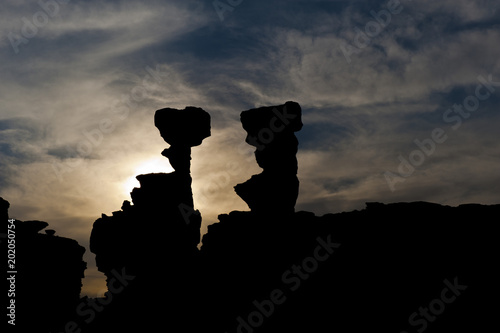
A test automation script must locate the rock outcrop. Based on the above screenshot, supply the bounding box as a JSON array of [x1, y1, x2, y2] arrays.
[[9, 102, 500, 333], [1, 196, 9, 222], [2, 197, 86, 333], [200, 202, 499, 333], [234, 101, 302, 215], [91, 107, 210, 278], [88, 107, 211, 332], [81, 103, 498, 333]]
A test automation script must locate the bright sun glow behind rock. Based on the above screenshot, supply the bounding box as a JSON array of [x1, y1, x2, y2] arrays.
[[123, 157, 174, 196]]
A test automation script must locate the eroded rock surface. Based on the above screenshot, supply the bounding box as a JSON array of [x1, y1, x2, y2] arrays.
[[235, 101, 302, 215]]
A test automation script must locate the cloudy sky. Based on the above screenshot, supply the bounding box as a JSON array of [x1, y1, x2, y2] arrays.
[[1, 0, 499, 296]]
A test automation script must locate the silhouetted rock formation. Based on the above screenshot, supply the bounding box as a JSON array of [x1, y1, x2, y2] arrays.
[[9, 101, 500, 333], [82, 105, 498, 333], [2, 197, 86, 333], [15, 219, 48, 233], [91, 107, 210, 274], [235, 101, 302, 215], [200, 202, 499, 332], [155, 106, 211, 174], [1, 196, 9, 223], [88, 107, 211, 332]]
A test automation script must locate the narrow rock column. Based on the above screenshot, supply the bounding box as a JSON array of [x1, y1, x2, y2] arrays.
[[90, 106, 211, 301], [235, 101, 303, 215], [153, 106, 211, 219]]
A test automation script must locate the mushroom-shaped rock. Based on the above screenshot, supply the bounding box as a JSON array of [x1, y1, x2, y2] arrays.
[[155, 107, 211, 174], [155, 107, 211, 147], [240, 101, 302, 141]]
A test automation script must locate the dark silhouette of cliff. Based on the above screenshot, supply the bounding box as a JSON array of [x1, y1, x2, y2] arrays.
[[2, 197, 86, 333], [84, 102, 498, 332], [5, 102, 499, 332], [200, 202, 499, 332]]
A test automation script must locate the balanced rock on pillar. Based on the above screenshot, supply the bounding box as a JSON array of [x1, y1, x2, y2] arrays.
[[129, 106, 211, 232], [155, 106, 211, 174], [155, 106, 211, 147], [91, 106, 211, 298], [131, 106, 211, 213]]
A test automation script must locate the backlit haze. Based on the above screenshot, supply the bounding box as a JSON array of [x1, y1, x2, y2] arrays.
[[1, 0, 499, 296]]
